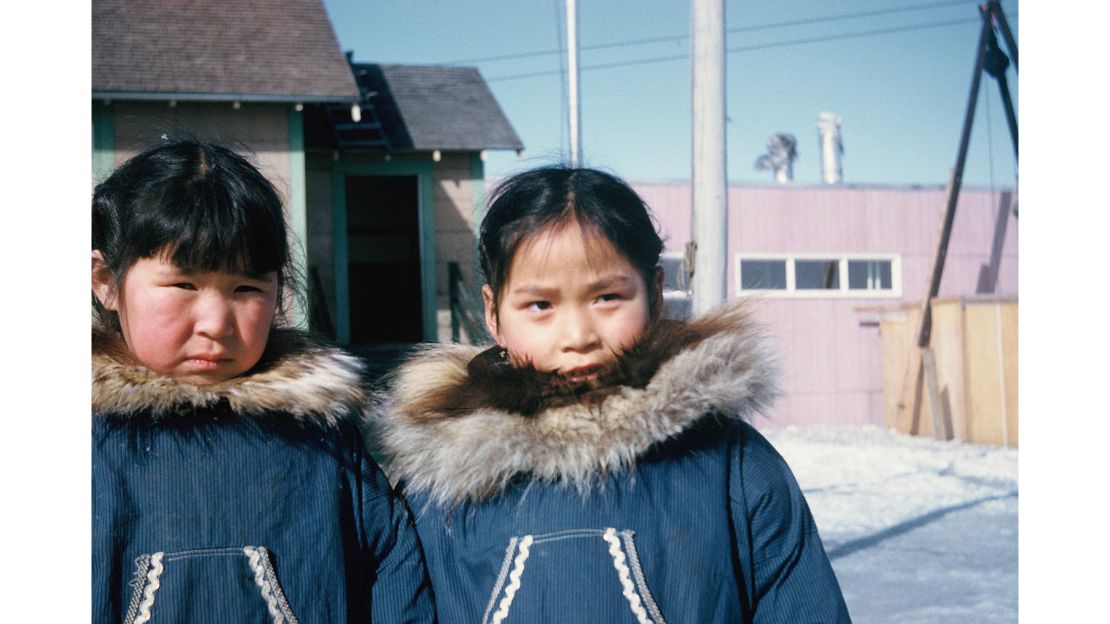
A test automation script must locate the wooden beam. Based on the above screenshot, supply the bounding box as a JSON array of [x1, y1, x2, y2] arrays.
[[895, 348, 925, 436], [922, 347, 951, 440]]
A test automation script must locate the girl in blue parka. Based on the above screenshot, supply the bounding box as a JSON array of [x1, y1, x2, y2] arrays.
[[377, 166, 851, 623], [91, 140, 434, 623]]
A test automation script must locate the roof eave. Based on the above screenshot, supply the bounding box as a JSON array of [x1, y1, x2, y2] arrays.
[[408, 143, 525, 152], [92, 91, 359, 104]]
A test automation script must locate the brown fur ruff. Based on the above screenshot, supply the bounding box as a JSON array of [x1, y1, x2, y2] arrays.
[[92, 328, 369, 426], [376, 302, 779, 507]]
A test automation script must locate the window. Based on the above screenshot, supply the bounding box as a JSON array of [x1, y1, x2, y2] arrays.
[[795, 259, 840, 290], [847, 259, 893, 290], [739, 259, 787, 290], [737, 254, 901, 298]]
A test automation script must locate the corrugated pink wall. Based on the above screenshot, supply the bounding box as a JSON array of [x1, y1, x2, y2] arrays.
[[634, 182, 1018, 428]]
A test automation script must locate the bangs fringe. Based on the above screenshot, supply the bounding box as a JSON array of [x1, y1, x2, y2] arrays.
[[127, 175, 286, 277]]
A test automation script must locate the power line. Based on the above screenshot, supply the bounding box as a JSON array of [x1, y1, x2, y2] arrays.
[[440, 0, 983, 66], [486, 16, 992, 83], [727, 0, 973, 34], [727, 16, 985, 55]]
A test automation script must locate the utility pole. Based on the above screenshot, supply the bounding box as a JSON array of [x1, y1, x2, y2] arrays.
[[566, 0, 582, 166], [690, 0, 728, 314]]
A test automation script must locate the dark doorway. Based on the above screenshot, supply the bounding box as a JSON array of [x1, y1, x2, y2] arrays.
[[345, 175, 423, 343]]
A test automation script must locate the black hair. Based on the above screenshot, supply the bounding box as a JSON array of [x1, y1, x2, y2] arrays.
[[478, 165, 664, 316], [92, 140, 299, 333]]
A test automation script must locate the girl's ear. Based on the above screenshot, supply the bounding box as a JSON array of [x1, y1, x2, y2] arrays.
[[481, 284, 502, 346], [91, 250, 118, 311]]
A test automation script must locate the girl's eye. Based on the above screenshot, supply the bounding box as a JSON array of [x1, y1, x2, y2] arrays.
[[171, 282, 196, 291], [235, 285, 264, 293], [528, 301, 551, 311], [596, 293, 621, 303]]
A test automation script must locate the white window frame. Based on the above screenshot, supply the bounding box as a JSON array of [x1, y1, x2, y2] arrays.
[[736, 252, 903, 298]]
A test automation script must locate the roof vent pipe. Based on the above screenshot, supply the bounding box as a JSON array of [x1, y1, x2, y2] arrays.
[[817, 112, 843, 184]]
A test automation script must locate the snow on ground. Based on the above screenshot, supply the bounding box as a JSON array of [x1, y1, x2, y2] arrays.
[[761, 425, 1018, 623]]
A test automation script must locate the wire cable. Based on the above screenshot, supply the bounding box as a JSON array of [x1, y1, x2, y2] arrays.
[[441, 0, 991, 65], [486, 16, 991, 83]]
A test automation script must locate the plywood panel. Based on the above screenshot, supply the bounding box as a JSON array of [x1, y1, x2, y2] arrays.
[[963, 301, 1019, 446], [930, 300, 968, 441], [878, 305, 920, 431], [1001, 304, 1019, 446], [878, 298, 1017, 446]]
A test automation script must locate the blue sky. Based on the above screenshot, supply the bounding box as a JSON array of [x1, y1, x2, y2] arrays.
[[322, 0, 1018, 188]]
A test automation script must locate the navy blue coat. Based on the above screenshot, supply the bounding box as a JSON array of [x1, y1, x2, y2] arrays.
[[378, 306, 851, 623], [92, 330, 435, 623]]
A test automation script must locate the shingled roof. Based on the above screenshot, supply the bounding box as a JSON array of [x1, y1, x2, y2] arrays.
[[92, 0, 358, 102], [352, 63, 524, 151]]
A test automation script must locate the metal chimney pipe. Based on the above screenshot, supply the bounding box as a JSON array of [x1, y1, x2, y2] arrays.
[[817, 112, 843, 184]]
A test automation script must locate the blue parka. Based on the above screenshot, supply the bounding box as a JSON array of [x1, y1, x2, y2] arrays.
[[377, 305, 851, 623], [92, 329, 435, 623]]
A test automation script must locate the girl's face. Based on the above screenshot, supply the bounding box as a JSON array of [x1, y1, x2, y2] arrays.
[[483, 221, 660, 383], [93, 252, 278, 384]]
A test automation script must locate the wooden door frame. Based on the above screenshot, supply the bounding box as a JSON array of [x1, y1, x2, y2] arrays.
[[331, 158, 436, 344]]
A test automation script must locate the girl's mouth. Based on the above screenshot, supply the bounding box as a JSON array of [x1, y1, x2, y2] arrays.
[[562, 365, 602, 384], [185, 357, 230, 370]]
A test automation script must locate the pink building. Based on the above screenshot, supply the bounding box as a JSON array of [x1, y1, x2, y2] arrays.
[[633, 181, 1018, 428]]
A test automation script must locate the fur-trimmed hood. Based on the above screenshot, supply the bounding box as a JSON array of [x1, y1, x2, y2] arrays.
[[376, 303, 779, 507], [92, 329, 369, 426]]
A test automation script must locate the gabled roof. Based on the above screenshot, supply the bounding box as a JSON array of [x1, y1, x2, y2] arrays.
[[92, 0, 358, 103], [351, 63, 524, 151]]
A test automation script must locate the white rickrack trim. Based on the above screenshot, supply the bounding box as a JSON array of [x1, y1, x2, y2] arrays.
[[124, 555, 151, 624], [603, 528, 654, 624], [244, 546, 300, 624], [490, 535, 534, 624], [621, 531, 668, 624], [131, 551, 165, 624], [482, 537, 520, 624]]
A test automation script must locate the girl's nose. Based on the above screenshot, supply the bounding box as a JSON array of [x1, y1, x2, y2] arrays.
[[194, 293, 236, 338], [560, 308, 600, 352]]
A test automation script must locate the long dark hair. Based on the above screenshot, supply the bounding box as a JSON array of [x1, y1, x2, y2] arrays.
[[478, 165, 664, 315]]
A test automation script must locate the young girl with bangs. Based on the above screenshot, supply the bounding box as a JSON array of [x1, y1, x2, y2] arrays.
[[91, 141, 434, 623], [377, 166, 851, 623]]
